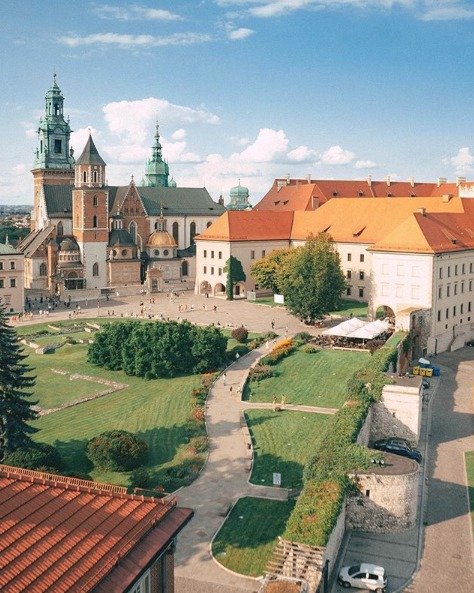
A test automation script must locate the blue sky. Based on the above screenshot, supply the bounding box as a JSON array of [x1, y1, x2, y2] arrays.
[[0, 0, 473, 205]]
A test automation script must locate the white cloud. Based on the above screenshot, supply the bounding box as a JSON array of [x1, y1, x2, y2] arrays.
[[421, 0, 474, 20], [443, 147, 474, 172], [320, 145, 355, 165], [161, 140, 201, 163], [58, 32, 212, 49], [237, 128, 288, 162], [93, 4, 183, 21], [70, 127, 100, 154], [354, 159, 378, 169], [227, 27, 255, 39], [287, 145, 317, 162], [171, 128, 187, 141]]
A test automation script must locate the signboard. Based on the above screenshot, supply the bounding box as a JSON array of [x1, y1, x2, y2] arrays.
[[273, 472, 282, 487], [274, 294, 285, 304], [247, 291, 256, 301]]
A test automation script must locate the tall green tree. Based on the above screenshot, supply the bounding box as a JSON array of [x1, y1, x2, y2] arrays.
[[223, 256, 246, 300], [250, 248, 293, 294], [280, 233, 346, 323], [0, 304, 37, 460]]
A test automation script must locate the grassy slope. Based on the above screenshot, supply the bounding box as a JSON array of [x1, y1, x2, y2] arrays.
[[213, 497, 295, 577], [245, 410, 332, 488], [246, 348, 368, 408]]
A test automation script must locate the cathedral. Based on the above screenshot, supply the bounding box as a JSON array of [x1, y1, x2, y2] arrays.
[[19, 76, 226, 294]]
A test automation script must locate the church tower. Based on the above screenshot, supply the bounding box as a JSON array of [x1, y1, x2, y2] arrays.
[[143, 122, 170, 187], [31, 75, 75, 230], [72, 134, 109, 289]]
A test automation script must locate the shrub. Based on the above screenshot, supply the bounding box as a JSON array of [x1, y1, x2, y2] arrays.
[[260, 338, 295, 365], [249, 364, 276, 382], [227, 344, 250, 362], [293, 332, 313, 344], [86, 430, 148, 472], [302, 344, 319, 354], [188, 436, 209, 454], [231, 326, 249, 343], [130, 467, 152, 489], [3, 442, 62, 472]]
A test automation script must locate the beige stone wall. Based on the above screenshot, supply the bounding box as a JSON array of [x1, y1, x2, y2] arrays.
[[108, 260, 141, 286], [0, 252, 25, 313], [346, 468, 419, 532], [323, 503, 346, 570]]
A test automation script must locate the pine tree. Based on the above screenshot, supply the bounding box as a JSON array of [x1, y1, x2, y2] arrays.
[[0, 303, 37, 460]]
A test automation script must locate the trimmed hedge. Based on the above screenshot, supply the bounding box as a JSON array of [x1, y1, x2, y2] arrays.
[[86, 430, 148, 472], [284, 334, 407, 547]]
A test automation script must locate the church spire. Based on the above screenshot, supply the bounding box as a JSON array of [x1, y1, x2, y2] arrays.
[[143, 120, 170, 188]]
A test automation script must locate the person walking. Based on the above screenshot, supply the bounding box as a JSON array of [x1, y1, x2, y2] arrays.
[[223, 373, 227, 386]]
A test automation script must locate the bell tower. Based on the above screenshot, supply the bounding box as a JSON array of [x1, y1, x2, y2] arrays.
[[143, 122, 170, 187], [31, 74, 75, 230], [72, 134, 109, 289]]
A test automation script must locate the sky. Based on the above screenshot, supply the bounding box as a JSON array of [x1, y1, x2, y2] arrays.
[[0, 0, 473, 206]]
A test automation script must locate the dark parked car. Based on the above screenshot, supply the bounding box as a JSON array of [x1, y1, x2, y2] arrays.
[[373, 437, 422, 463]]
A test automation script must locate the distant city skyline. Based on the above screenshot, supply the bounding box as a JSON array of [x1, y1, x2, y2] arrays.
[[1, 0, 473, 205]]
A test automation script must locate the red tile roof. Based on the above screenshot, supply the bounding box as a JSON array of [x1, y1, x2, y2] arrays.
[[196, 210, 294, 242], [0, 465, 192, 593]]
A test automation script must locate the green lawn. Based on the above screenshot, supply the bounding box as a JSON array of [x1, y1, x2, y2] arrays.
[[245, 410, 332, 488], [213, 497, 295, 577], [246, 348, 368, 408], [465, 451, 474, 531], [328, 299, 369, 318]]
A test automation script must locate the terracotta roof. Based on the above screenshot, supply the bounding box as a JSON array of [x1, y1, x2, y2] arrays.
[[254, 178, 460, 211], [195, 210, 294, 242], [0, 465, 192, 593]]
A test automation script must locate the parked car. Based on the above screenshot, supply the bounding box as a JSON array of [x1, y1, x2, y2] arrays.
[[422, 378, 430, 389], [373, 437, 422, 463], [338, 563, 387, 592]]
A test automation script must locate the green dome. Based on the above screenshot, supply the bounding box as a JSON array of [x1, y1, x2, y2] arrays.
[[230, 183, 249, 198]]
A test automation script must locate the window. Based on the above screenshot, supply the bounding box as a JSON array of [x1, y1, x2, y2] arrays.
[[262, 250, 266, 257], [181, 261, 188, 276], [39, 263, 47, 276], [447, 266, 451, 277], [412, 266, 420, 277], [462, 282, 465, 293], [93, 171, 98, 183], [470, 263, 473, 274], [346, 287, 351, 296], [411, 285, 420, 299], [154, 249, 160, 257], [57, 221, 63, 236], [470, 280, 473, 292], [93, 195, 98, 207], [203, 266, 207, 274], [455, 265, 458, 276], [10, 261, 15, 270], [439, 267, 443, 279], [121, 250, 127, 257], [251, 250, 255, 259], [204, 250, 207, 258], [359, 271, 364, 280], [82, 171, 87, 183], [218, 267, 222, 275], [396, 284, 404, 297], [346, 270, 352, 279], [447, 285, 450, 297], [92, 263, 99, 277], [219, 251, 222, 259], [446, 308, 449, 319], [163, 249, 169, 256], [190, 222, 197, 244], [10, 279, 16, 288], [382, 264, 389, 275], [461, 303, 464, 314], [172, 222, 179, 245], [211, 267, 214, 275], [347, 253, 352, 262], [360, 254, 364, 262], [129, 221, 137, 243], [438, 286, 442, 298], [0, 262, 3, 270], [207, 221, 212, 228], [92, 215, 98, 228], [381, 283, 388, 296], [397, 264, 404, 276], [54, 139, 62, 154], [454, 284, 458, 295], [462, 264, 465, 274], [0, 280, 3, 288], [453, 306, 456, 316], [211, 251, 215, 258], [358, 288, 364, 298], [437, 310, 441, 322]]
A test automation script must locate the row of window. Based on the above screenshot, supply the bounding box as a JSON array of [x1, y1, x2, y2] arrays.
[[346, 287, 364, 298], [81, 170, 100, 184], [437, 301, 472, 321], [439, 280, 473, 298], [203, 249, 223, 259], [0, 261, 16, 270], [0, 279, 16, 288], [439, 263, 473, 279], [203, 266, 222, 276], [346, 270, 364, 280], [347, 253, 365, 263], [251, 250, 266, 260]]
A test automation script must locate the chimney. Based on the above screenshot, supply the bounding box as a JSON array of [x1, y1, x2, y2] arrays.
[[286, 174, 291, 185], [366, 175, 372, 187], [442, 194, 452, 203], [277, 180, 285, 191], [408, 176, 415, 188], [417, 207, 426, 216], [306, 173, 311, 184], [437, 177, 447, 187], [385, 175, 391, 186], [456, 176, 467, 187]]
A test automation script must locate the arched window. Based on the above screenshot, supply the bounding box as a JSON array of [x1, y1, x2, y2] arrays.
[[39, 263, 47, 277], [181, 260, 189, 277], [83, 171, 87, 183], [92, 263, 99, 277], [207, 221, 212, 228], [93, 195, 98, 207], [190, 221, 196, 245], [92, 215, 98, 228], [154, 222, 158, 230], [129, 221, 137, 243], [93, 171, 98, 183], [172, 222, 179, 245], [57, 221, 63, 236]]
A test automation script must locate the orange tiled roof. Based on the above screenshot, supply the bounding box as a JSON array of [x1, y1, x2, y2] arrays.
[[196, 210, 294, 241], [254, 178, 459, 211], [0, 465, 192, 593]]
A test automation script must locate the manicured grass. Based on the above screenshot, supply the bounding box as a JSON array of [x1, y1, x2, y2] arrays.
[[328, 299, 369, 318], [213, 497, 295, 577], [465, 451, 474, 530], [254, 297, 283, 308], [246, 348, 368, 408], [245, 410, 332, 488]]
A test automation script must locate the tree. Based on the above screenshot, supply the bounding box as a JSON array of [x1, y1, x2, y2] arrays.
[[223, 256, 246, 300], [86, 430, 148, 472], [279, 233, 346, 323], [0, 303, 37, 460], [250, 248, 293, 294]]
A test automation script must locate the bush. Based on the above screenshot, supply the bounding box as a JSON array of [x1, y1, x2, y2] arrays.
[[249, 364, 276, 382], [293, 332, 313, 344], [86, 430, 148, 472], [260, 338, 295, 365], [301, 344, 319, 354], [3, 442, 62, 472], [130, 467, 152, 489], [188, 436, 209, 454], [231, 326, 249, 343]]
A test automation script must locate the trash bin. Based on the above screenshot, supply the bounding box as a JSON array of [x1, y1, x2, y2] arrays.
[[412, 366, 420, 375], [425, 368, 433, 377], [419, 368, 426, 376]]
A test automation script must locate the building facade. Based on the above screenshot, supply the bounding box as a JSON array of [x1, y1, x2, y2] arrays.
[[0, 239, 24, 313]]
